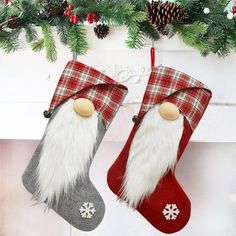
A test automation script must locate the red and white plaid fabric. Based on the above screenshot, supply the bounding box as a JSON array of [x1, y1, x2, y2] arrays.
[[138, 66, 212, 131], [48, 60, 128, 128]]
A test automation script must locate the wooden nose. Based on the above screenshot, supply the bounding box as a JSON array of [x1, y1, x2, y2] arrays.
[[159, 102, 180, 121], [73, 98, 95, 117]]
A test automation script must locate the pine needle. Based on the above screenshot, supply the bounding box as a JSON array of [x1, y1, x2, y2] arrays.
[[31, 38, 44, 52], [68, 24, 88, 54], [126, 28, 145, 49], [24, 24, 38, 43], [41, 21, 57, 62]]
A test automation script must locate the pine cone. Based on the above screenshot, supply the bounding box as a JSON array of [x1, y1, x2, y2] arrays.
[[147, 0, 186, 35], [7, 15, 21, 29], [47, 6, 64, 17], [94, 24, 109, 39]]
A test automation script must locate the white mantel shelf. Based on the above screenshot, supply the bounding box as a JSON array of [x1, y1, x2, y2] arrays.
[[0, 26, 236, 142]]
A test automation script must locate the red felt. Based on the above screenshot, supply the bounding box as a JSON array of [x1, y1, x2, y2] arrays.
[[107, 118, 192, 234]]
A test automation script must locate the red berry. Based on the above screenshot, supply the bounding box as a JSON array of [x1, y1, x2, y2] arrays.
[[92, 13, 99, 23], [66, 10, 71, 16], [86, 13, 93, 21], [68, 4, 74, 10], [69, 17, 74, 23], [73, 14, 79, 24], [88, 19, 93, 24], [4, 0, 9, 5], [0, 26, 3, 32], [232, 6, 236, 13], [86, 13, 94, 24], [64, 10, 68, 15]]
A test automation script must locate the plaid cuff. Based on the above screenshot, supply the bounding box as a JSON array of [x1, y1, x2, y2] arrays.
[[48, 60, 128, 128]]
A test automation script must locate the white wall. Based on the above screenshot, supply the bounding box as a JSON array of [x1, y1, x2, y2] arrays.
[[1, 140, 236, 236], [0, 26, 235, 141]]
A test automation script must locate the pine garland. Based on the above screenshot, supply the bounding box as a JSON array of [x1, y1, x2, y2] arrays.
[[0, 0, 236, 61]]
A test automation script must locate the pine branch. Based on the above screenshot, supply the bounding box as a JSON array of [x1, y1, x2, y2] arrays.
[[176, 22, 209, 52], [126, 28, 145, 49], [24, 24, 37, 43], [211, 33, 232, 57], [41, 21, 57, 62], [68, 24, 88, 54], [164, 24, 176, 38], [55, 17, 70, 45], [229, 28, 236, 50], [0, 5, 7, 22], [218, 0, 231, 6], [31, 38, 44, 52], [129, 0, 148, 9], [139, 21, 160, 41], [0, 29, 21, 53]]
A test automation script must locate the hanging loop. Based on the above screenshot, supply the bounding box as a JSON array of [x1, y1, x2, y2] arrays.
[[150, 41, 155, 69], [73, 52, 78, 61]]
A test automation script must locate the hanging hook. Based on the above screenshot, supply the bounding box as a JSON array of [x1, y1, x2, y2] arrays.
[[150, 40, 155, 69], [73, 52, 78, 61]]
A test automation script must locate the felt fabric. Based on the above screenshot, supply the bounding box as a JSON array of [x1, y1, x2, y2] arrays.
[[22, 60, 128, 231], [107, 66, 212, 234], [22, 104, 106, 231]]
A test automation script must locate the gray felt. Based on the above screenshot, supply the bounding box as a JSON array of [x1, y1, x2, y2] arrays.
[[22, 104, 106, 231]]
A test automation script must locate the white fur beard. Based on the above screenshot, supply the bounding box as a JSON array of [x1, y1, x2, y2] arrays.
[[34, 99, 98, 207], [121, 105, 184, 208]]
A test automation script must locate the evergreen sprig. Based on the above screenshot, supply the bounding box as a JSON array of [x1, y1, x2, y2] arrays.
[[24, 24, 37, 43], [41, 21, 57, 62], [0, 29, 21, 53], [126, 28, 146, 48], [69, 24, 88, 54]]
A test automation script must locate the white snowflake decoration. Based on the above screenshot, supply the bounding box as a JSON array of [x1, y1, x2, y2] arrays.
[[79, 202, 96, 219], [162, 204, 180, 220]]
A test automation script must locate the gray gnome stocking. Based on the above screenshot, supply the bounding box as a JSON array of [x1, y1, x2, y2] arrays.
[[22, 60, 128, 231]]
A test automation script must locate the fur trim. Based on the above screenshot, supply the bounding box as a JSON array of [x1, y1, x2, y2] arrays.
[[34, 99, 98, 207], [121, 105, 184, 208]]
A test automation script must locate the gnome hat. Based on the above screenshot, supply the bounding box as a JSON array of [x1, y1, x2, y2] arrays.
[[138, 65, 212, 131], [47, 60, 128, 128]]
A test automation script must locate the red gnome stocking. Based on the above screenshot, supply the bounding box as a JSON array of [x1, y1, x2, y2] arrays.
[[107, 66, 212, 234]]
